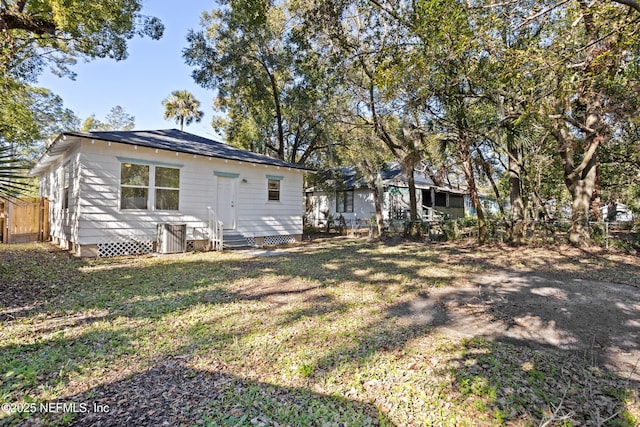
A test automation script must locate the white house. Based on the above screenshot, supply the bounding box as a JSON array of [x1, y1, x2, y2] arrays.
[[29, 129, 309, 257], [305, 163, 466, 230]]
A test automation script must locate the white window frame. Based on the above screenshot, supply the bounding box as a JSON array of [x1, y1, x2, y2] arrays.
[[61, 162, 70, 211], [336, 190, 354, 213], [119, 158, 182, 211], [267, 175, 283, 202], [154, 166, 180, 211]]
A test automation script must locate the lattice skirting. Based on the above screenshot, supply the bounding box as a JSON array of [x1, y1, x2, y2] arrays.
[[263, 235, 296, 245], [246, 236, 256, 247], [97, 240, 154, 257]]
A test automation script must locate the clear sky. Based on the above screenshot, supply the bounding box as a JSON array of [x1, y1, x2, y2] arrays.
[[38, 0, 220, 140]]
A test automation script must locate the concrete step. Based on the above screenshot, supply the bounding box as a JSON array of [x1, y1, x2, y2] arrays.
[[222, 232, 250, 250]]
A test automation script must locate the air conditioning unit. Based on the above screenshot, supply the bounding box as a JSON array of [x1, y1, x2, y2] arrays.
[[157, 223, 187, 254]]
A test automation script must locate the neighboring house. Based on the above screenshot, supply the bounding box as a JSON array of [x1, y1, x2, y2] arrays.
[[305, 163, 467, 229], [29, 129, 309, 257], [465, 194, 502, 217], [601, 202, 634, 222]]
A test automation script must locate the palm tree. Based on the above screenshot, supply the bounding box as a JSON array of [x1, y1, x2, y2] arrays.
[[162, 90, 204, 131], [0, 143, 28, 199]]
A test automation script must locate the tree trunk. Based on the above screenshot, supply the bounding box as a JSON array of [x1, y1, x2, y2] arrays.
[[405, 161, 422, 238], [261, 60, 285, 160], [459, 134, 487, 243], [406, 162, 418, 221], [590, 162, 602, 221], [373, 173, 385, 237], [568, 181, 592, 245], [562, 1, 605, 245], [567, 143, 599, 245], [508, 132, 525, 244], [475, 142, 509, 234], [365, 169, 385, 237]]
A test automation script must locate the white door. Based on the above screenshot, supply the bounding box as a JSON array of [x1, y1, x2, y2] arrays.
[[216, 177, 237, 230]]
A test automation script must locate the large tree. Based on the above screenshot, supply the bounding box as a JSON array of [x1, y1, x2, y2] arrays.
[[365, 0, 640, 245], [0, 82, 78, 155], [184, 0, 338, 165], [1, 0, 163, 82], [1, 0, 162, 197], [0, 82, 78, 197], [526, 0, 640, 244]]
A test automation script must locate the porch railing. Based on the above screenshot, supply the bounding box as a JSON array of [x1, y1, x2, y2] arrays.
[[207, 206, 224, 251]]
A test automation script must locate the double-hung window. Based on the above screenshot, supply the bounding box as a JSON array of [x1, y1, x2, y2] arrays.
[[120, 162, 180, 211], [155, 167, 180, 210], [121, 163, 150, 209], [62, 163, 70, 210], [268, 179, 280, 201], [336, 190, 354, 213]]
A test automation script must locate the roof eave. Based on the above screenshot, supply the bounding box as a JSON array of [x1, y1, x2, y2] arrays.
[[30, 131, 315, 175], [29, 133, 80, 177]]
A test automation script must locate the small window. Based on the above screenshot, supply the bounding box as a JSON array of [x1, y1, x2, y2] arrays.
[[422, 189, 433, 207], [155, 167, 180, 210], [449, 194, 464, 208], [62, 164, 70, 210], [121, 163, 149, 209], [268, 179, 280, 201], [336, 190, 354, 213]]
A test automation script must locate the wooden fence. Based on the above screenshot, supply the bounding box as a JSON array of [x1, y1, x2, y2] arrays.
[[0, 198, 49, 244]]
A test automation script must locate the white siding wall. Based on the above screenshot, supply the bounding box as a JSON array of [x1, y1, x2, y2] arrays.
[[74, 140, 304, 245], [43, 144, 81, 246], [307, 188, 379, 226], [231, 166, 304, 237]]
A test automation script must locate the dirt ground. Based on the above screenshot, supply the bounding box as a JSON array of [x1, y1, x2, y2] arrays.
[[369, 241, 640, 383]]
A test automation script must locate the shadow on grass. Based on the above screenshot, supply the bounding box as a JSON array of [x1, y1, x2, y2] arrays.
[[431, 268, 640, 383], [1, 239, 639, 425], [4, 357, 393, 427]]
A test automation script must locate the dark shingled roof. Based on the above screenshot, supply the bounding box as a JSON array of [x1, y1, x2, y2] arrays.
[[307, 162, 467, 195], [76, 129, 310, 169], [312, 163, 436, 189], [30, 129, 311, 176], [334, 163, 436, 189]]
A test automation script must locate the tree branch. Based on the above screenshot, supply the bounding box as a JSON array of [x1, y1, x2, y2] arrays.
[[367, 0, 415, 31], [513, 0, 572, 30], [0, 11, 56, 34], [612, 0, 640, 13]]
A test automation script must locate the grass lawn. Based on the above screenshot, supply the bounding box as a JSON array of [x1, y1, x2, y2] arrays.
[[0, 238, 638, 426]]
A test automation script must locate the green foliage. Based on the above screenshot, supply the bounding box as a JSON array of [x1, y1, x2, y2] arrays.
[[162, 90, 204, 131], [180, 0, 640, 241], [184, 0, 340, 165], [80, 106, 135, 132], [1, 0, 160, 191], [443, 219, 462, 241], [0, 81, 78, 195], [0, 82, 77, 154], [0, 144, 31, 198], [1, 0, 164, 82]]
